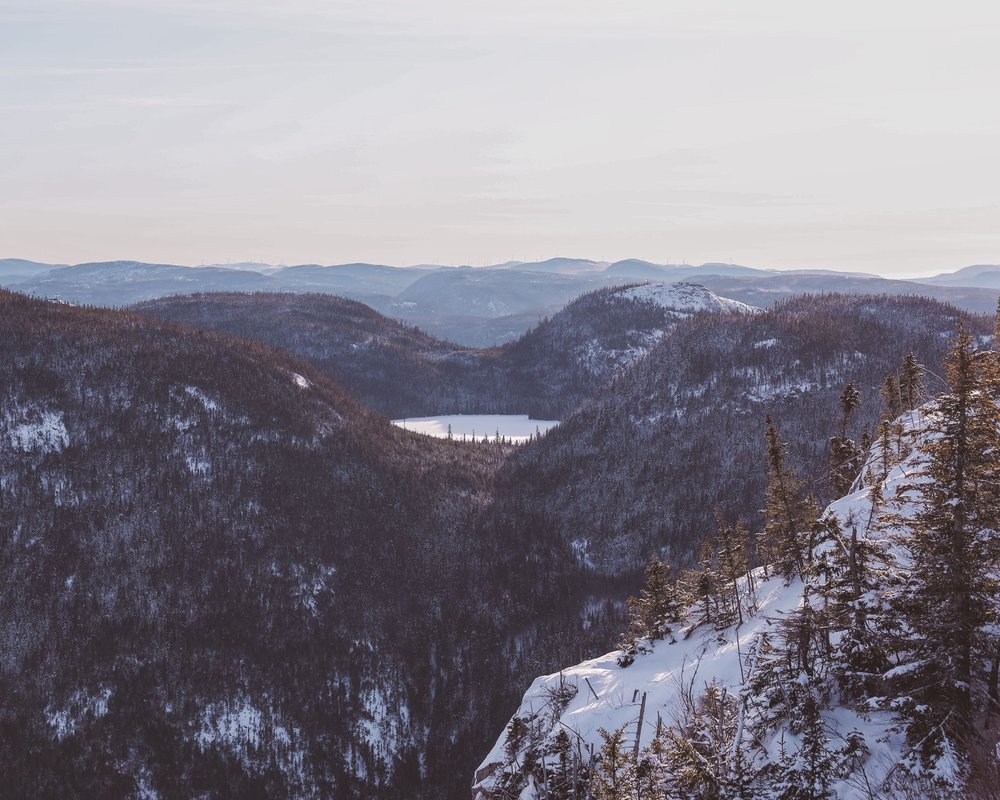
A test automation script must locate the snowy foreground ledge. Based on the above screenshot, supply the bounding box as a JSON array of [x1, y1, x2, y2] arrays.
[[473, 569, 902, 799], [392, 414, 559, 443], [473, 405, 963, 800]]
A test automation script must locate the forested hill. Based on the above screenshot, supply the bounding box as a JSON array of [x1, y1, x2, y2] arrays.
[[476, 325, 1000, 800], [497, 293, 989, 576], [133, 283, 755, 420], [0, 290, 597, 799], [132, 291, 485, 418], [7, 289, 992, 798]]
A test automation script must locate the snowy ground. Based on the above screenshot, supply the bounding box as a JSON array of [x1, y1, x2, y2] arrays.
[[391, 414, 559, 443], [473, 405, 942, 799], [619, 281, 759, 315]]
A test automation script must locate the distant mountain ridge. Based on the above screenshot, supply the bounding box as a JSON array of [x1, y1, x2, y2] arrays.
[[5, 257, 1000, 344]]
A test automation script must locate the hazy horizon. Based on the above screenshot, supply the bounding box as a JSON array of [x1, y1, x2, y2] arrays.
[[4, 2, 1000, 274], [5, 254, 996, 280]]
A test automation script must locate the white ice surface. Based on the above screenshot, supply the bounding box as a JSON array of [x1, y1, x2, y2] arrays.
[[392, 414, 559, 443]]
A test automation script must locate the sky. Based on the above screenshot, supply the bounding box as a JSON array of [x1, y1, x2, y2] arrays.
[[2, 1, 999, 276]]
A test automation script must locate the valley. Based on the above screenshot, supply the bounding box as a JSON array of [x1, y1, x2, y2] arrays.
[[10, 4, 999, 796], [3, 276, 993, 798]]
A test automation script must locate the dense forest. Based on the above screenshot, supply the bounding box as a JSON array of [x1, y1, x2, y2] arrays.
[[475, 322, 1000, 800], [0, 291, 606, 798], [3, 287, 992, 798], [501, 293, 988, 576], [134, 283, 742, 419]]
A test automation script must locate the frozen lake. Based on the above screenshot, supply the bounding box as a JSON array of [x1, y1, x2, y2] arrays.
[[391, 414, 559, 443]]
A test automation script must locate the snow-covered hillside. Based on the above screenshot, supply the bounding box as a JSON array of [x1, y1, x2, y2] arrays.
[[473, 399, 995, 799], [618, 281, 759, 316], [538, 282, 760, 389]]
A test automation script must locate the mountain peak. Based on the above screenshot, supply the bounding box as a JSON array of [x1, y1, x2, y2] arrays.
[[616, 281, 760, 315]]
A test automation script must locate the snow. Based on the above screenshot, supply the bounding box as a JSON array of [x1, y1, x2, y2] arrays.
[[193, 697, 308, 782], [618, 281, 759, 316], [475, 566, 902, 799], [45, 686, 111, 740], [186, 455, 211, 475], [5, 409, 68, 453], [570, 538, 596, 569], [473, 403, 949, 800], [195, 700, 266, 750], [183, 385, 219, 412], [580, 329, 665, 374], [392, 414, 559, 443], [290, 372, 311, 389], [289, 562, 336, 616], [357, 685, 410, 764]]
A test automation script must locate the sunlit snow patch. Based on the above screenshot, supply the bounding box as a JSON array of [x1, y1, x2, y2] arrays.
[[45, 686, 111, 740], [619, 281, 759, 315], [5, 409, 68, 453], [392, 414, 558, 443]]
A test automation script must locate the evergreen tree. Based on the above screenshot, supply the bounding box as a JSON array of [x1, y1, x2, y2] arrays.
[[858, 423, 872, 456], [863, 419, 897, 488], [822, 513, 889, 700], [547, 729, 579, 800], [828, 436, 863, 498], [759, 418, 820, 580], [590, 727, 637, 800], [642, 683, 741, 800], [829, 382, 864, 496], [505, 716, 529, 765], [773, 678, 835, 800], [716, 511, 752, 624], [838, 382, 861, 440], [693, 540, 718, 625], [890, 325, 1000, 770], [618, 558, 683, 666], [880, 374, 902, 421], [899, 351, 925, 411]]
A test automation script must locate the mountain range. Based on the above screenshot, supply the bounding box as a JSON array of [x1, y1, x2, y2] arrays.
[[4, 257, 1000, 346]]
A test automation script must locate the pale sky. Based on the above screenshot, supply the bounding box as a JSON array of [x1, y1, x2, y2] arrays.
[[2, 1, 999, 275]]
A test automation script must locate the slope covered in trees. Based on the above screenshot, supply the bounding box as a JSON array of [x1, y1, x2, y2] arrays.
[[134, 283, 752, 419], [475, 324, 1000, 799], [498, 294, 989, 576], [9, 288, 995, 798], [0, 291, 602, 799]]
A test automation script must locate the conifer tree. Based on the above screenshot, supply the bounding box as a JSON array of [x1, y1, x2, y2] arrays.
[[590, 727, 637, 800], [694, 540, 718, 625], [898, 351, 925, 412], [818, 513, 889, 699], [773, 679, 835, 800], [547, 729, 578, 800], [864, 419, 897, 488], [890, 325, 1000, 768], [829, 383, 864, 497], [644, 683, 741, 800], [716, 511, 751, 624], [838, 382, 860, 440], [760, 418, 820, 580], [618, 558, 683, 666], [858, 423, 872, 456], [880, 374, 902, 421], [505, 716, 529, 764]]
